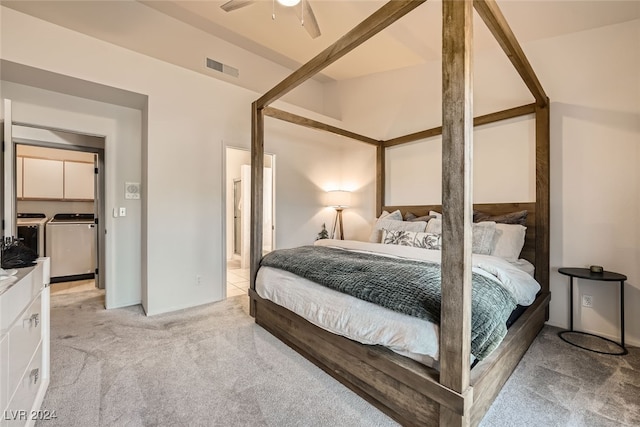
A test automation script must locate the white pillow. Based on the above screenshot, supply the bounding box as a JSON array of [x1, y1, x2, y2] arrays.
[[425, 218, 441, 234], [424, 219, 496, 255], [429, 210, 442, 219], [368, 210, 403, 242], [381, 229, 441, 250], [491, 223, 526, 261], [369, 219, 428, 243]]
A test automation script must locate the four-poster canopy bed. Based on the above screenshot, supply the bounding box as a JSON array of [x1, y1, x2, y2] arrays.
[[248, 0, 550, 426]]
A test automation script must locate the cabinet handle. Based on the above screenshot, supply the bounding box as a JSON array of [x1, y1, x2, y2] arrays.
[[23, 313, 40, 328], [30, 368, 39, 385]]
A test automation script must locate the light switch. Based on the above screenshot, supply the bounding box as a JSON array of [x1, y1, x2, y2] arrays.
[[119, 207, 126, 217], [113, 208, 119, 218]]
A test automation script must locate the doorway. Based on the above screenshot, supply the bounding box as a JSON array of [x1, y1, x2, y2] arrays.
[[233, 179, 241, 256], [225, 147, 275, 297], [3, 123, 106, 299]]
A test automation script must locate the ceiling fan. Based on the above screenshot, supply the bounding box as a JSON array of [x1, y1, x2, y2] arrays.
[[220, 0, 321, 39]]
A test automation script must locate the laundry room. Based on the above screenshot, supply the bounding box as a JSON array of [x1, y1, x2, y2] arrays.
[[16, 144, 98, 288]]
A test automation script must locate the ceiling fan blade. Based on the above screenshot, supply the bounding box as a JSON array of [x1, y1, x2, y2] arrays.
[[220, 0, 256, 12], [302, 0, 321, 39]]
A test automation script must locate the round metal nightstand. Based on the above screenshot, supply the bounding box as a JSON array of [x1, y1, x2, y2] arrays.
[[557, 267, 627, 356]]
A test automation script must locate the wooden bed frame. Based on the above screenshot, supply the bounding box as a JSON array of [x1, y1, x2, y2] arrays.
[[248, 1, 550, 426]]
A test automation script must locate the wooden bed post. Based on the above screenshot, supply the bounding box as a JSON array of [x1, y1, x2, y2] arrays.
[[250, 101, 264, 315], [535, 102, 551, 299], [376, 145, 385, 217], [440, 0, 474, 425]]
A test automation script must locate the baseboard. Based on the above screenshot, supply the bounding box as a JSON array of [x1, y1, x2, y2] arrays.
[[143, 296, 224, 316], [545, 320, 639, 348]]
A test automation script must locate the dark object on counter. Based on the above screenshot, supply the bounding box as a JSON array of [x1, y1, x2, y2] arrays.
[[1, 240, 38, 269]]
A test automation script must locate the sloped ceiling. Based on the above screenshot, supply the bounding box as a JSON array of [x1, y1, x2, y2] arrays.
[[3, 0, 639, 82]]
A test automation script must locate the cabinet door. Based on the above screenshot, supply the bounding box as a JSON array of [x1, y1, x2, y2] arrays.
[[22, 158, 64, 199], [64, 161, 95, 200], [0, 333, 7, 414], [16, 156, 23, 198]]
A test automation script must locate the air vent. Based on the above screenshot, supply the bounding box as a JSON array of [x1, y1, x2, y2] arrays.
[[206, 58, 239, 78]]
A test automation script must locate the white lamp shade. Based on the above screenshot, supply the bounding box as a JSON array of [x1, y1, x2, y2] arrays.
[[326, 190, 351, 208]]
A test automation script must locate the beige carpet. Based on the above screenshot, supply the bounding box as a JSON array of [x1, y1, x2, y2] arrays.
[[38, 289, 640, 426]]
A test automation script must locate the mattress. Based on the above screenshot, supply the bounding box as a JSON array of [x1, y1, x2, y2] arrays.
[[255, 239, 540, 367]]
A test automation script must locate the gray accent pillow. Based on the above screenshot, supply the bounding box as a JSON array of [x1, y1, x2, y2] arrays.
[[473, 209, 528, 226], [404, 212, 435, 223], [424, 219, 496, 255]]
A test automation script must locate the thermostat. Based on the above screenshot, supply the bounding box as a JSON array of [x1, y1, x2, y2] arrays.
[[125, 182, 141, 199]]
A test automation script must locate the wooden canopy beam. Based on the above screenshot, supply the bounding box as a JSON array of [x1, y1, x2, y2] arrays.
[[256, 0, 427, 109], [384, 103, 535, 147], [264, 107, 381, 146], [474, 0, 548, 107]]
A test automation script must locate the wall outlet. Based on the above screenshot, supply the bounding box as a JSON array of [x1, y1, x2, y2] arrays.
[[582, 295, 593, 308], [119, 207, 127, 217], [196, 275, 203, 286]]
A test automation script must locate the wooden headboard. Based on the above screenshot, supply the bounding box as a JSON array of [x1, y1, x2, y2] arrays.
[[382, 202, 537, 267]]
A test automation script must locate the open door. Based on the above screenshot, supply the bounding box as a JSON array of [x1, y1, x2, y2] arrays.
[[2, 99, 16, 241], [93, 153, 105, 289]]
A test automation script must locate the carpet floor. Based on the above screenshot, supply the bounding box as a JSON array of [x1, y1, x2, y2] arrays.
[[37, 289, 639, 426]]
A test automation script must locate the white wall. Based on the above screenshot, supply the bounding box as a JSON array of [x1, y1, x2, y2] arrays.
[[0, 6, 363, 315], [334, 19, 640, 346]]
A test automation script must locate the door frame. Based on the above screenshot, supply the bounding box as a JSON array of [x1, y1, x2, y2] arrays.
[[223, 146, 276, 294], [8, 123, 106, 292]]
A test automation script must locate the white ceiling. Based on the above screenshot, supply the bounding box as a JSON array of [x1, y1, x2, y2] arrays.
[[3, 0, 640, 82]]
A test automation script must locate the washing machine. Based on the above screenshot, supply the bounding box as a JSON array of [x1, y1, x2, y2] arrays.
[[45, 213, 96, 280]]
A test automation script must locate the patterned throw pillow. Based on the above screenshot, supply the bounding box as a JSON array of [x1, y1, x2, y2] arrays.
[[381, 229, 442, 250]]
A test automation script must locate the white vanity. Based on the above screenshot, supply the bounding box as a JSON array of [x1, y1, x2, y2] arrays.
[[0, 259, 50, 427]]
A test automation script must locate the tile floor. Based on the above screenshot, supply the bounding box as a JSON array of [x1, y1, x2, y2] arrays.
[[50, 278, 100, 295], [226, 259, 250, 298], [50, 269, 249, 299]]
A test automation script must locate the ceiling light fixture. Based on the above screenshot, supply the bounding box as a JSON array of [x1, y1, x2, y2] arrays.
[[277, 0, 301, 6]]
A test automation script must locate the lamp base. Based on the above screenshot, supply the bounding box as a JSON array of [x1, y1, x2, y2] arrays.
[[330, 208, 345, 240]]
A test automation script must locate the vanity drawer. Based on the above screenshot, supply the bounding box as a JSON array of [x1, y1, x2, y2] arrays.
[[4, 344, 43, 427], [0, 334, 7, 415], [7, 295, 42, 399]]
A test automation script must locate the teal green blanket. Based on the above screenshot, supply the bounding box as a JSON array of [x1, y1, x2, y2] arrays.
[[260, 245, 517, 360]]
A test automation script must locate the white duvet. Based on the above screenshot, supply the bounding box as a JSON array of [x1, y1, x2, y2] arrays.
[[255, 239, 541, 366]]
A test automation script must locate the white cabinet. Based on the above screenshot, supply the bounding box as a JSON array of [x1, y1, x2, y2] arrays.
[[63, 161, 94, 200], [0, 259, 50, 427], [17, 157, 94, 200], [21, 158, 63, 199]]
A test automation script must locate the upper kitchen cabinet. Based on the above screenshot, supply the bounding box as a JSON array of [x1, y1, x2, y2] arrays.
[[64, 161, 94, 200], [22, 157, 64, 199]]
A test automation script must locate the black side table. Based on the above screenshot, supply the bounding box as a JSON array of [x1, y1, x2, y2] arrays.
[[558, 267, 627, 356]]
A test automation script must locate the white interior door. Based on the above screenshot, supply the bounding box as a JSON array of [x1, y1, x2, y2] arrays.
[[2, 99, 16, 240], [239, 163, 274, 269]]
